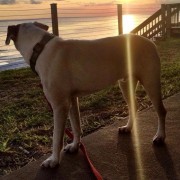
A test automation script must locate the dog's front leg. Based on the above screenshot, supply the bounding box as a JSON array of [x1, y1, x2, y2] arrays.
[[41, 101, 70, 168], [64, 97, 82, 153]]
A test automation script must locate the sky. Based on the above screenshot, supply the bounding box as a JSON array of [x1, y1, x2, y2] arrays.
[[0, 0, 179, 20], [0, 0, 180, 5]]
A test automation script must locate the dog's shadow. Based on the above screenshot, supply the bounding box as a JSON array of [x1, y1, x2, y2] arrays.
[[153, 145, 178, 180], [117, 133, 139, 180], [34, 151, 96, 180], [117, 133, 178, 180]]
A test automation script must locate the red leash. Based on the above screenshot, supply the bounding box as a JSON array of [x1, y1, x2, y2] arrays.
[[65, 129, 103, 180]]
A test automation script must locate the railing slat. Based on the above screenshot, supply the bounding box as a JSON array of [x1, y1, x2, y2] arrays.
[[143, 21, 162, 37]]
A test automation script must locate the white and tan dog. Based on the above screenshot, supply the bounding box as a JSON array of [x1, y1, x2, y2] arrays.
[[6, 22, 166, 168]]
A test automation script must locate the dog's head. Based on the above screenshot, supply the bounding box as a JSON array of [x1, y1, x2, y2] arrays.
[[5, 25, 20, 45], [5, 22, 49, 46]]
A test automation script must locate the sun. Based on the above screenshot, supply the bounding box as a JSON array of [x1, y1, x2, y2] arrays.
[[123, 15, 135, 34]]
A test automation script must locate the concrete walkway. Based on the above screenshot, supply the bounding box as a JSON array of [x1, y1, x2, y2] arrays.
[[2, 93, 180, 180]]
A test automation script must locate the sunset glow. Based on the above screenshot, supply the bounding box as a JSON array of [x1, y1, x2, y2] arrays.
[[123, 15, 135, 33]]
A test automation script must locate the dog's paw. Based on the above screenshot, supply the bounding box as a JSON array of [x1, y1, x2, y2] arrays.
[[64, 142, 80, 153], [153, 134, 165, 146], [41, 155, 59, 168], [119, 126, 131, 134]]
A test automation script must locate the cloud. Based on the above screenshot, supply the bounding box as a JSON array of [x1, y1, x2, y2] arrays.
[[29, 0, 65, 4], [0, 0, 16, 4], [30, 0, 41, 4], [156, 0, 180, 3], [0, 0, 41, 5]]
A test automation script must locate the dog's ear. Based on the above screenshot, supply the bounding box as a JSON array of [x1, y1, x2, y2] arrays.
[[5, 25, 20, 45], [34, 22, 49, 31]]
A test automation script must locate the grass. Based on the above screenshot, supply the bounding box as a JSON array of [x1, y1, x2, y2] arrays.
[[156, 38, 180, 97], [0, 38, 180, 175]]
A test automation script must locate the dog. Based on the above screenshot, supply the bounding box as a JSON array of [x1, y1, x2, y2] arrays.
[[6, 22, 167, 168]]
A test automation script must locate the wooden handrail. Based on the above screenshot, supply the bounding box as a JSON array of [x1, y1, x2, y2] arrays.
[[169, 3, 180, 8], [172, 22, 180, 26], [131, 9, 161, 34]]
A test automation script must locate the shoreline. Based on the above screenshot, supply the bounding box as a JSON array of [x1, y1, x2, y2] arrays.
[[0, 59, 28, 72]]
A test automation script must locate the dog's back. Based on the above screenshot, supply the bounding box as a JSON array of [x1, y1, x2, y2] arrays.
[[51, 34, 160, 95]]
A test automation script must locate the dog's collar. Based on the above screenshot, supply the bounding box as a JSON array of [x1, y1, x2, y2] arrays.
[[30, 33, 55, 74]]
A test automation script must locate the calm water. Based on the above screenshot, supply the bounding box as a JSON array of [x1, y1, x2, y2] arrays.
[[0, 14, 149, 65]]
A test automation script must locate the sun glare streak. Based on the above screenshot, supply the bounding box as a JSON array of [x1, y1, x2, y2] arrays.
[[126, 35, 145, 180]]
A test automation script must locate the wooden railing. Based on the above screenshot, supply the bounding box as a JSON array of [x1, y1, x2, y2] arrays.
[[131, 9, 162, 40], [171, 3, 180, 27], [131, 3, 180, 40]]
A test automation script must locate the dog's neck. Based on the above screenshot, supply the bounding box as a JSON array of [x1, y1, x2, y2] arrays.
[[29, 34, 55, 74], [17, 26, 47, 65]]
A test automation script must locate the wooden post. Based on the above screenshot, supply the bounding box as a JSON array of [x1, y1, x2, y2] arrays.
[[51, 3, 59, 36], [161, 4, 166, 40], [166, 4, 171, 38], [176, 9, 179, 26], [117, 4, 123, 35]]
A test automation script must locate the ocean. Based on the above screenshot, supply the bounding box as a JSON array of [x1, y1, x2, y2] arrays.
[[0, 14, 150, 68]]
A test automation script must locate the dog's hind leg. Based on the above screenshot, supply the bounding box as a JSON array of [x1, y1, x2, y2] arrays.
[[64, 97, 82, 153], [141, 77, 167, 145], [118, 78, 138, 133]]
